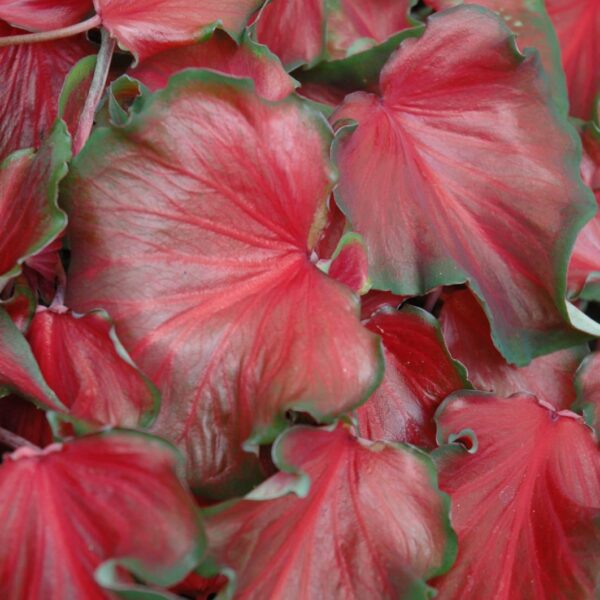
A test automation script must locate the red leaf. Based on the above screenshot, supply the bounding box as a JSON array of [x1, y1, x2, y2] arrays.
[[313, 195, 347, 259], [433, 392, 600, 598], [253, 0, 326, 69], [0, 308, 64, 412], [574, 352, 600, 437], [570, 113, 600, 299], [95, 0, 263, 62], [0, 431, 204, 598], [327, 0, 416, 60], [358, 306, 468, 446], [0, 304, 159, 446], [0, 122, 69, 293], [440, 289, 587, 410], [424, 1, 568, 112], [27, 307, 159, 428], [0, 0, 92, 31], [129, 30, 296, 102], [570, 216, 600, 298], [1, 281, 35, 333], [332, 6, 595, 365], [326, 233, 370, 294], [0, 23, 93, 160], [203, 424, 455, 598], [546, 0, 600, 120], [23, 236, 66, 303], [360, 290, 406, 319], [0, 308, 159, 446], [63, 72, 383, 497]]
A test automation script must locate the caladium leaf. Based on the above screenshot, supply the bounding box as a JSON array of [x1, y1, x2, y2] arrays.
[[0, 431, 204, 598], [324, 232, 370, 294], [0, 308, 64, 411], [95, 0, 264, 63], [570, 218, 600, 301], [358, 305, 468, 446], [1, 280, 35, 333], [360, 290, 406, 319], [546, 0, 600, 120], [570, 111, 600, 300], [28, 307, 160, 428], [22, 237, 66, 303], [64, 71, 383, 497], [433, 392, 600, 598], [253, 0, 327, 69], [0, 121, 69, 292], [0, 22, 93, 159], [0, 305, 160, 446], [0, 0, 92, 31], [129, 30, 297, 102], [326, 0, 417, 60], [574, 353, 600, 437], [202, 424, 455, 598], [440, 289, 587, 410], [313, 195, 347, 259], [332, 6, 596, 365], [424, 0, 567, 112]]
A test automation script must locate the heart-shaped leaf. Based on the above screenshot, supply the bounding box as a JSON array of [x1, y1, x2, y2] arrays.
[[332, 6, 596, 365], [63, 71, 383, 498], [433, 392, 600, 598], [357, 305, 468, 446], [439, 289, 587, 410], [129, 29, 297, 102], [0, 23, 93, 159], [0, 431, 204, 598], [202, 424, 455, 598]]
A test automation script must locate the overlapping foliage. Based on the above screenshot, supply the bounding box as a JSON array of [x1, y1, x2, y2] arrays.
[[0, 0, 599, 598]]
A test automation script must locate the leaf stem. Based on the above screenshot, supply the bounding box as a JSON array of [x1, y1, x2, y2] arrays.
[[0, 14, 102, 47], [0, 427, 39, 451], [73, 28, 116, 154]]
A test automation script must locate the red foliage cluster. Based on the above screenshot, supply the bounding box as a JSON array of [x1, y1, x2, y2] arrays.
[[0, 1, 599, 598]]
